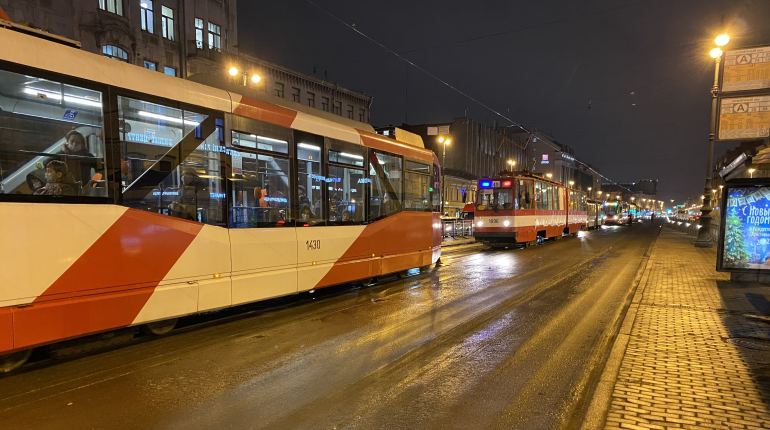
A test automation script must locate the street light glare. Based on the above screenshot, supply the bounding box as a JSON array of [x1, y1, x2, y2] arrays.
[[710, 48, 723, 58], [715, 34, 730, 47], [445, 139, 451, 145], [438, 137, 444, 143], [251, 74, 261, 83], [229, 67, 239, 76]]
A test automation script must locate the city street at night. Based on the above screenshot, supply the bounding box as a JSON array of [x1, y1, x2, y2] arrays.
[[0, 224, 657, 430]]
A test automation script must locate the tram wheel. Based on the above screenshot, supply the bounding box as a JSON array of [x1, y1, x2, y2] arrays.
[[0, 349, 32, 373], [141, 318, 178, 336], [419, 265, 432, 272], [359, 277, 374, 287], [396, 270, 409, 279]]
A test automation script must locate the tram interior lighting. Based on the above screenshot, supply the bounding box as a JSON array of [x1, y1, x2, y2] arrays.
[[502, 180, 512, 187], [298, 143, 321, 151], [340, 152, 364, 160], [24, 88, 102, 108], [138, 111, 200, 126], [256, 136, 288, 145]]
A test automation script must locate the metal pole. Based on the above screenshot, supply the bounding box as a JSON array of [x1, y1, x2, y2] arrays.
[[441, 142, 446, 216], [695, 54, 721, 247]]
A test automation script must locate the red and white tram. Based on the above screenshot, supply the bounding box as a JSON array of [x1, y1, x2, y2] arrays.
[[0, 27, 442, 371], [472, 173, 588, 247]]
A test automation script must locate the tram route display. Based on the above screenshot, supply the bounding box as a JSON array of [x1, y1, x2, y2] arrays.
[[722, 46, 770, 92], [718, 95, 770, 140], [718, 185, 770, 271]]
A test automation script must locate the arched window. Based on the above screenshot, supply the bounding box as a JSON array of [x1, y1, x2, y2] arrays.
[[102, 45, 128, 62]]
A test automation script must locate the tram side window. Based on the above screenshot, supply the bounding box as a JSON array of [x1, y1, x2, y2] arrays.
[[431, 163, 441, 212], [369, 150, 402, 221], [0, 69, 107, 200], [295, 131, 324, 226], [580, 193, 587, 212], [404, 160, 430, 212], [117, 96, 226, 226], [517, 180, 534, 210], [230, 125, 292, 228], [557, 187, 564, 211], [328, 139, 366, 224]]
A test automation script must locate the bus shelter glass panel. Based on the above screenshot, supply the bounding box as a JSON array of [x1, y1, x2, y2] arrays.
[[117, 96, 226, 226], [369, 151, 402, 220], [404, 160, 430, 212], [0, 69, 107, 199], [230, 130, 291, 228]]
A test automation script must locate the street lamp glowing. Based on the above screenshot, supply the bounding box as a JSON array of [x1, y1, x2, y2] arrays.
[[749, 168, 756, 178], [710, 48, 723, 58], [229, 67, 239, 76], [438, 137, 444, 143], [251, 74, 261, 83], [444, 139, 451, 145], [598, 191, 602, 195], [715, 34, 730, 47], [569, 180, 575, 186], [546, 173, 553, 179], [588, 187, 592, 191]]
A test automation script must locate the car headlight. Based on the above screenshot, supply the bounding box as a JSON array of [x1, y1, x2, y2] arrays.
[[477, 221, 483, 227]]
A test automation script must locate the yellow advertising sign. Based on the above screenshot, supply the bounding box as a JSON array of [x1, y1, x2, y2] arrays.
[[719, 96, 770, 140], [723, 46, 770, 92]]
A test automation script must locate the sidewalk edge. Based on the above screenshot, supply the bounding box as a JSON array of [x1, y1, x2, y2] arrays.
[[579, 226, 660, 430]]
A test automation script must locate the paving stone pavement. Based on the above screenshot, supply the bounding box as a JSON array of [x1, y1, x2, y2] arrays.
[[603, 226, 770, 430]]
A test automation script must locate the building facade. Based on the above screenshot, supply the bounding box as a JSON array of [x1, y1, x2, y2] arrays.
[[0, 0, 371, 123], [526, 131, 602, 200]]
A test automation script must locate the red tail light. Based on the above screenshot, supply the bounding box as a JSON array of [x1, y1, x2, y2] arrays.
[[502, 181, 511, 187]]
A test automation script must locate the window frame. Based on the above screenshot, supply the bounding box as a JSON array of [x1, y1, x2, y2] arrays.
[[102, 45, 129, 62], [0, 59, 113, 205], [403, 158, 431, 212], [208, 22, 222, 51], [326, 138, 368, 226], [143, 60, 157, 71], [291, 87, 300, 103], [164, 66, 176, 77], [368, 148, 404, 222], [161, 5, 175, 41], [194, 18, 204, 49], [140, 0, 154, 34], [99, 0, 123, 16]]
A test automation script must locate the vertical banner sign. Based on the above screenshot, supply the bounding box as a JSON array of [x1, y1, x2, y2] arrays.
[[718, 96, 770, 140], [722, 46, 770, 92], [721, 186, 770, 270], [231, 152, 242, 174]]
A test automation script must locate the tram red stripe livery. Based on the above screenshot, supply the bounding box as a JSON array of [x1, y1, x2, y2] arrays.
[[0, 27, 443, 363]]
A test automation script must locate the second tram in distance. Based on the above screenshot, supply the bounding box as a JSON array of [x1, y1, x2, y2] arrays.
[[472, 173, 588, 248]]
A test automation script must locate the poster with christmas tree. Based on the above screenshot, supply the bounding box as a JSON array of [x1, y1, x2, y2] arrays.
[[721, 186, 770, 270]]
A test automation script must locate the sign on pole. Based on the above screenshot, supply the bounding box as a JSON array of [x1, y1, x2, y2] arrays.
[[718, 95, 770, 140], [723, 46, 770, 92]]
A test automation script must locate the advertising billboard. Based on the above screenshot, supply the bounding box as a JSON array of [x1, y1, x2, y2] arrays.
[[718, 184, 770, 271]]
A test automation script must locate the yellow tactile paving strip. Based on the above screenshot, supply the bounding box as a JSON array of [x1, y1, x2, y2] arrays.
[[604, 229, 770, 430]]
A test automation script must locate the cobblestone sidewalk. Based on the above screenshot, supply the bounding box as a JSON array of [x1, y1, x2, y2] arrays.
[[602, 227, 770, 430]]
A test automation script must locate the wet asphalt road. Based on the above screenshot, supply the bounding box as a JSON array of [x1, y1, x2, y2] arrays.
[[0, 222, 659, 430]]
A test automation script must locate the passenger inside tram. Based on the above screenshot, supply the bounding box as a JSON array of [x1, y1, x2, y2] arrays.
[[33, 160, 76, 196]]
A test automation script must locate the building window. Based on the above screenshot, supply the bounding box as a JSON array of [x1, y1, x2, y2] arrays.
[[291, 87, 300, 103], [321, 97, 329, 112], [103, 45, 128, 62], [143, 60, 157, 71], [208, 22, 221, 51], [274, 82, 284, 98], [194, 18, 204, 49], [358, 108, 365, 122], [99, 0, 123, 16], [161, 6, 174, 41], [307, 92, 315, 108], [334, 101, 341, 115], [140, 0, 154, 34], [347, 105, 353, 119], [164, 66, 176, 77]]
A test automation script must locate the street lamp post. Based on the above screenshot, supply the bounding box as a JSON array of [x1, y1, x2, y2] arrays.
[[439, 137, 451, 216], [695, 34, 729, 247], [507, 159, 516, 172]]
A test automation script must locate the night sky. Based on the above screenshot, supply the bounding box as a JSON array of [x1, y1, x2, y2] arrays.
[[238, 0, 770, 204]]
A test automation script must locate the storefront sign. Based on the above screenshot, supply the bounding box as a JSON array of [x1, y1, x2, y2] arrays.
[[719, 185, 770, 271]]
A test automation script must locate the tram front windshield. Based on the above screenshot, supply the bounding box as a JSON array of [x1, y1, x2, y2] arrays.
[[477, 188, 513, 211]]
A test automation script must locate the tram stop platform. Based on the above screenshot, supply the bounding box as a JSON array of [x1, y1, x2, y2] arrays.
[[440, 236, 477, 248], [583, 225, 770, 430]]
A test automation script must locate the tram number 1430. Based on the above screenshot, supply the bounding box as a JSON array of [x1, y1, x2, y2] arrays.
[[306, 240, 321, 251]]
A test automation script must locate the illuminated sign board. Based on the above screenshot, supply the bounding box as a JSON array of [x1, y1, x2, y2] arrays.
[[718, 96, 770, 140], [718, 184, 770, 272], [541, 154, 549, 164], [722, 46, 770, 92]]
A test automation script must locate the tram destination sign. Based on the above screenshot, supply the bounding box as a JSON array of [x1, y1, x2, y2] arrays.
[[722, 46, 770, 92], [718, 95, 770, 140]]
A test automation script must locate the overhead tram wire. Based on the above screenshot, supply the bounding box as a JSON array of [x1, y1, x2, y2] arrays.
[[304, 0, 526, 132], [305, 0, 636, 194]]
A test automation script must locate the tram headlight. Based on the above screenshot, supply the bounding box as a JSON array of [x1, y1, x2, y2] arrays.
[[613, 215, 618, 220], [503, 220, 510, 227], [477, 221, 483, 227]]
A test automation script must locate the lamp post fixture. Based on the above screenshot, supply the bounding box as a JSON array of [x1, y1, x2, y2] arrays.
[[507, 159, 516, 172], [439, 137, 451, 216], [749, 168, 756, 178], [569, 180, 575, 187], [546, 173, 553, 179], [228, 66, 260, 87], [696, 34, 730, 247]]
